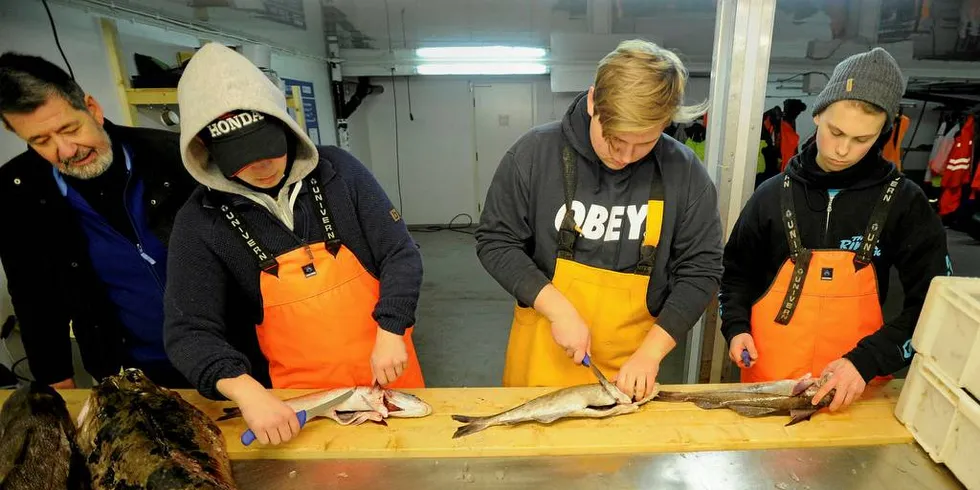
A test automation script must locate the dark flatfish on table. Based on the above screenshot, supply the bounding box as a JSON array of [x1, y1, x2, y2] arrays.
[[0, 382, 89, 490], [76, 369, 236, 490]]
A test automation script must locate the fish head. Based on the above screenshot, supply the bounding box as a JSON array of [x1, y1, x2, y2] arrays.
[[805, 387, 837, 408], [633, 384, 661, 405], [0, 383, 74, 438], [383, 390, 432, 418], [790, 374, 818, 396], [1, 383, 57, 427], [797, 375, 836, 408], [596, 380, 633, 404], [103, 368, 159, 394]]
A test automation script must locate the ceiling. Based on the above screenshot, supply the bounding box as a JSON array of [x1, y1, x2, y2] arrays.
[[55, 0, 979, 65]]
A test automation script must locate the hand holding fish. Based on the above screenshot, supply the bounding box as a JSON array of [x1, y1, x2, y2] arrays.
[[615, 324, 675, 401], [811, 358, 866, 411], [371, 328, 409, 386], [217, 374, 300, 445], [729, 333, 758, 368]]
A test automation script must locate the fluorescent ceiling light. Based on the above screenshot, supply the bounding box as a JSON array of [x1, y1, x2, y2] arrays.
[[416, 63, 548, 75], [416, 46, 546, 60]]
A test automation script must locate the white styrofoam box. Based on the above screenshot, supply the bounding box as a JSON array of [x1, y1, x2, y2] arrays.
[[895, 355, 980, 490], [911, 276, 980, 398], [943, 395, 980, 490], [895, 355, 961, 460]]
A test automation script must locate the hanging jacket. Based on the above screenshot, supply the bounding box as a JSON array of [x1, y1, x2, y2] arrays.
[[938, 115, 975, 215], [881, 114, 910, 170], [930, 122, 958, 176], [973, 159, 980, 199], [943, 116, 975, 189], [779, 120, 801, 171]]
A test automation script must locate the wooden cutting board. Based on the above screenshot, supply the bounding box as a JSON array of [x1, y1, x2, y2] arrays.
[[0, 381, 912, 459]]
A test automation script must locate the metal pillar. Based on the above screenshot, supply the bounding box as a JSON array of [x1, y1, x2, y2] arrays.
[[690, 0, 777, 383], [588, 0, 613, 35], [327, 36, 350, 151]]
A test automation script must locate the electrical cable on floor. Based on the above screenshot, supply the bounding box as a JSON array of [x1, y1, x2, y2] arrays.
[[413, 213, 476, 235], [41, 0, 75, 80]]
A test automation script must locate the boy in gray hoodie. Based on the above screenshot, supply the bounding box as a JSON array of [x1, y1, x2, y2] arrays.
[[165, 43, 424, 446], [476, 40, 723, 400]]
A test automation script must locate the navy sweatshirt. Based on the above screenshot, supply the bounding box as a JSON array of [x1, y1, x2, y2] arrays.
[[475, 92, 724, 341], [164, 147, 423, 399], [720, 140, 951, 381]]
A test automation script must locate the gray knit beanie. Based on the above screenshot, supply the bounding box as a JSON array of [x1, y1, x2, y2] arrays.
[[811, 47, 906, 130]]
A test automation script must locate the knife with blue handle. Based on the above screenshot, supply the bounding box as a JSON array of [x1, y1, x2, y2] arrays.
[[241, 388, 355, 446], [741, 348, 752, 368]]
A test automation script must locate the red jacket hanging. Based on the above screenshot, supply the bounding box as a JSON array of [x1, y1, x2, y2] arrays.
[[882, 114, 910, 171], [973, 163, 980, 200], [939, 115, 975, 215], [972, 146, 980, 200], [779, 120, 801, 171]]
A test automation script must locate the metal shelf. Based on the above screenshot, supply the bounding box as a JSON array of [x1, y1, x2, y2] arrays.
[[99, 18, 306, 133], [125, 88, 178, 106]]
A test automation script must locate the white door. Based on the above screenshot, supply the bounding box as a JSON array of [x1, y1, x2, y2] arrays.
[[473, 82, 534, 214]]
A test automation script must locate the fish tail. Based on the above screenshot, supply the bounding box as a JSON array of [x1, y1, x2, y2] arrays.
[[452, 420, 491, 439], [786, 408, 819, 426], [451, 414, 487, 424], [654, 391, 691, 402]]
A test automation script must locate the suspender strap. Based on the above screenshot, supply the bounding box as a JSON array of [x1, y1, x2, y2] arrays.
[[775, 174, 809, 325], [556, 144, 579, 260], [635, 162, 665, 276], [780, 175, 805, 258], [308, 177, 342, 257], [217, 174, 346, 275], [218, 202, 280, 277], [775, 248, 812, 325], [854, 176, 901, 269]]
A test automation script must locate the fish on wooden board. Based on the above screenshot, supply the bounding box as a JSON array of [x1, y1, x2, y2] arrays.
[[218, 386, 432, 426], [76, 369, 237, 490], [0, 383, 89, 490], [655, 373, 836, 426], [451, 375, 656, 439]]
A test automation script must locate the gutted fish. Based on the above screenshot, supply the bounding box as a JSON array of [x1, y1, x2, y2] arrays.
[[452, 382, 656, 439], [656, 374, 836, 426], [218, 386, 432, 426]]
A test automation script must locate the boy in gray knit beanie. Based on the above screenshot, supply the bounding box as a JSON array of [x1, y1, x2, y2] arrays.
[[810, 47, 906, 172], [721, 46, 950, 417]]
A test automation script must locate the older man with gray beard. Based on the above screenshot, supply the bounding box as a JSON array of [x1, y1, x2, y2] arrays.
[[0, 52, 196, 388]]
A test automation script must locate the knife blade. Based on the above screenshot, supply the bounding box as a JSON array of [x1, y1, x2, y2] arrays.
[[582, 354, 613, 387]]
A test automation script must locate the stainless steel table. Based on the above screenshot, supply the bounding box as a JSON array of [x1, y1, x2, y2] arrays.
[[231, 443, 963, 489]]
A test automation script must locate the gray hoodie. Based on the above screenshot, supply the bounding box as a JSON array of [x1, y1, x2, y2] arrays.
[[167, 43, 424, 398], [177, 42, 318, 226], [475, 93, 723, 340]]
